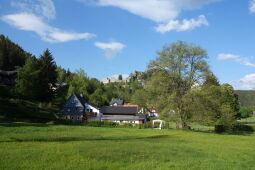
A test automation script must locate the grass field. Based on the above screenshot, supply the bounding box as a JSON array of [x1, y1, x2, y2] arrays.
[[0, 123, 255, 170]]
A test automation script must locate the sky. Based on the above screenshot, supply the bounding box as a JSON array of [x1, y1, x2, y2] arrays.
[[1, 0, 255, 90]]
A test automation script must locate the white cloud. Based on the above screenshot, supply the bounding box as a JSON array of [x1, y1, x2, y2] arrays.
[[218, 53, 239, 61], [1, 13, 96, 43], [155, 15, 208, 33], [231, 73, 255, 90], [79, 0, 220, 33], [11, 0, 56, 20], [217, 53, 255, 68], [96, 0, 219, 22], [250, 0, 255, 13], [95, 41, 125, 59]]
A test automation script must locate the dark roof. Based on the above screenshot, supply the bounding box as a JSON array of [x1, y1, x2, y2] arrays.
[[110, 98, 124, 105], [101, 106, 138, 115], [75, 93, 86, 107], [63, 93, 86, 115]]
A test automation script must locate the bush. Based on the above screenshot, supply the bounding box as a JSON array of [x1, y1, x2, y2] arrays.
[[240, 107, 253, 118], [86, 121, 118, 127], [120, 123, 135, 128], [215, 120, 230, 133]]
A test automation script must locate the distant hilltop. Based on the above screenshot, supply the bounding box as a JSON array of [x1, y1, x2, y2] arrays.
[[102, 71, 145, 84]]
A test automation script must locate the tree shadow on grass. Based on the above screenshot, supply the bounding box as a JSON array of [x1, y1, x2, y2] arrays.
[[190, 129, 254, 136], [0, 135, 173, 143], [0, 122, 51, 127]]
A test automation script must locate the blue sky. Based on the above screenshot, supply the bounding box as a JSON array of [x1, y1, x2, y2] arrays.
[[1, 0, 255, 90]]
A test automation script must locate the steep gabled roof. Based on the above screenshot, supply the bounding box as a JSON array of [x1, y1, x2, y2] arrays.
[[75, 93, 87, 107], [101, 106, 138, 115], [63, 93, 86, 108]]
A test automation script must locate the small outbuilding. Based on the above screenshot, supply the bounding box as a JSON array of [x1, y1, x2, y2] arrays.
[[152, 119, 165, 129]]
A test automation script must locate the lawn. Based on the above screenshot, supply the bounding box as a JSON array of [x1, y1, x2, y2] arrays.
[[0, 123, 255, 170]]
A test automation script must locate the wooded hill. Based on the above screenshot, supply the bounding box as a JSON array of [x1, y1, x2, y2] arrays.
[[235, 90, 255, 108]]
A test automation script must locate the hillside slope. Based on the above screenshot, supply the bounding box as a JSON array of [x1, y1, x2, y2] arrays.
[[235, 90, 255, 108]]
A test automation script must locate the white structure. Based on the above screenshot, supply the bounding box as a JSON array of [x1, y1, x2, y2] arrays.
[[85, 103, 102, 121], [152, 119, 165, 129]]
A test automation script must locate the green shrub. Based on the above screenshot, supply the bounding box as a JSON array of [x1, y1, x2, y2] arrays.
[[215, 120, 230, 133], [240, 107, 253, 118], [86, 121, 118, 127], [120, 123, 135, 128]]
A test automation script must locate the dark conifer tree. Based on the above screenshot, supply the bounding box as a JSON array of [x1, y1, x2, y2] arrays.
[[37, 49, 57, 101]]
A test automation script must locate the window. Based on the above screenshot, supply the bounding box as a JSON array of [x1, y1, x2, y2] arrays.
[[77, 117, 80, 120], [71, 117, 73, 120]]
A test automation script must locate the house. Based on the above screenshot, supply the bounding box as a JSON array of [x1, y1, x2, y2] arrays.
[[147, 107, 159, 117], [110, 98, 124, 106], [101, 106, 146, 124], [0, 70, 17, 85], [62, 93, 101, 121]]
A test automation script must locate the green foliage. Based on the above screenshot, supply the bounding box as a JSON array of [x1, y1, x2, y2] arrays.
[[67, 69, 89, 99], [131, 89, 148, 112], [89, 88, 108, 107], [202, 72, 220, 87], [240, 107, 253, 118], [215, 120, 229, 133], [118, 74, 122, 80], [147, 41, 209, 129], [146, 42, 240, 130], [37, 49, 57, 102], [56, 66, 69, 84], [0, 98, 55, 122], [87, 78, 101, 94], [15, 57, 40, 100], [235, 90, 255, 107], [0, 35, 30, 70], [104, 80, 143, 103]]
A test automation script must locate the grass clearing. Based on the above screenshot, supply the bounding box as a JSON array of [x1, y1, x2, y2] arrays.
[[0, 123, 255, 170]]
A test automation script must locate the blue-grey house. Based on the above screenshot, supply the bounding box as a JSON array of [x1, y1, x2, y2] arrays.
[[62, 93, 101, 121]]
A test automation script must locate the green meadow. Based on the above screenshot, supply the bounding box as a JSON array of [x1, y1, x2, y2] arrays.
[[0, 123, 255, 170]]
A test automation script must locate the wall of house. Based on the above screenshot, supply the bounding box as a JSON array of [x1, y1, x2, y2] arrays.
[[101, 115, 144, 124], [85, 104, 99, 113]]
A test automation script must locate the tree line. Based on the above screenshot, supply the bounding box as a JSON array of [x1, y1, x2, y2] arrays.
[[0, 35, 143, 107], [0, 34, 253, 131]]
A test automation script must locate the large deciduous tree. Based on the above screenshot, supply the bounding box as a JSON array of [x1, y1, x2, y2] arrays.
[[147, 41, 209, 129]]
